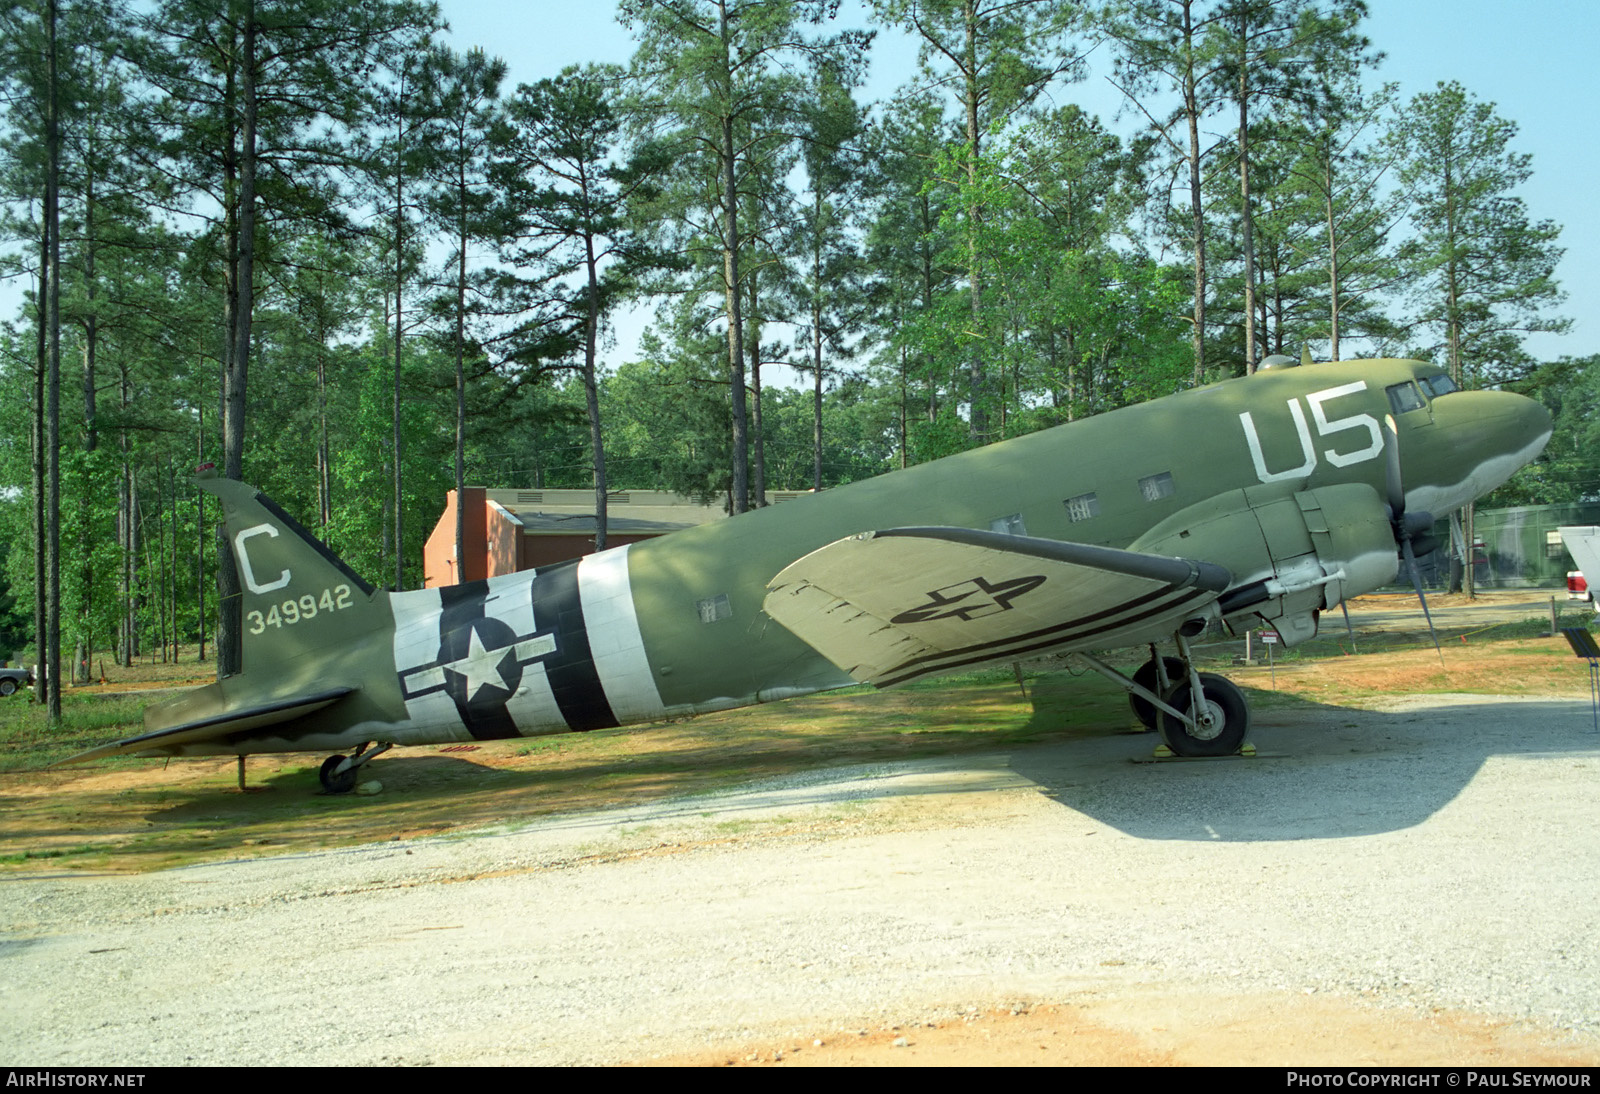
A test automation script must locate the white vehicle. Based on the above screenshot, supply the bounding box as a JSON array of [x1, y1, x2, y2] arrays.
[[1559, 527, 1600, 609]]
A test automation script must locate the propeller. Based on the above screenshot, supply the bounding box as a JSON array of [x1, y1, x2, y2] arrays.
[[1382, 414, 1443, 661]]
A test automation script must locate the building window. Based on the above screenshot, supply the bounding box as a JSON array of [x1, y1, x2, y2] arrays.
[[989, 513, 1026, 536], [697, 593, 733, 624], [1139, 472, 1175, 502], [1064, 493, 1098, 522]]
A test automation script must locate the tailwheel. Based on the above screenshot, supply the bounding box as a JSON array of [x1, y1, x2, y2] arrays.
[[319, 754, 359, 795], [1129, 655, 1186, 730], [1156, 673, 1251, 757]]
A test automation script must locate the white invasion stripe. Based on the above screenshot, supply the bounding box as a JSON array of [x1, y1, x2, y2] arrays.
[[483, 570, 537, 636], [505, 658, 565, 736], [578, 546, 666, 724], [391, 586, 444, 671]]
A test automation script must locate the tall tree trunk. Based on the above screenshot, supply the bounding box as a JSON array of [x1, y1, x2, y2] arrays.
[[1325, 154, 1341, 361], [717, 2, 749, 514], [196, 415, 206, 662], [393, 160, 406, 590], [218, 5, 256, 677], [453, 165, 467, 580], [962, 0, 988, 441], [45, 0, 62, 717], [583, 228, 607, 551], [1183, 0, 1207, 386], [812, 311, 824, 493], [32, 210, 47, 697], [749, 270, 765, 507], [1237, 24, 1256, 373]]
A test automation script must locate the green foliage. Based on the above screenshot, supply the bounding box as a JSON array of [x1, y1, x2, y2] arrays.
[[1388, 81, 1569, 386], [0, 0, 1584, 680], [1493, 355, 1600, 506]]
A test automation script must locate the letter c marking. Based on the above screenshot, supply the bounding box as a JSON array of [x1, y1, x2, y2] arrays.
[[235, 524, 291, 594]]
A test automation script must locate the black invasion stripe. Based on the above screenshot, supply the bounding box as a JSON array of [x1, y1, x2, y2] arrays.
[[876, 587, 1211, 687], [882, 584, 1179, 679], [438, 581, 518, 740], [532, 560, 619, 732]]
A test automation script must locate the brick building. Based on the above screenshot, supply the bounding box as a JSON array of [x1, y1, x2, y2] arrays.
[[422, 486, 811, 587]]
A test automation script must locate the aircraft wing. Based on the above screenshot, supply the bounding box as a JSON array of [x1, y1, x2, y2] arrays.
[[56, 687, 356, 765], [763, 527, 1231, 687]]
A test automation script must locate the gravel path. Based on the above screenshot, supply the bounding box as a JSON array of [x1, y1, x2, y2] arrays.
[[2, 693, 1597, 1066]]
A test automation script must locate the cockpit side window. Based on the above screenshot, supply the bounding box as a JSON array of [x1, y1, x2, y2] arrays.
[[1386, 381, 1427, 414]]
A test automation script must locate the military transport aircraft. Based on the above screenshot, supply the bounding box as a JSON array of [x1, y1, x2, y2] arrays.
[[66, 356, 1550, 792]]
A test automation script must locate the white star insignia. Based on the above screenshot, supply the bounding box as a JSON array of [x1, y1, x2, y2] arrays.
[[447, 628, 513, 701]]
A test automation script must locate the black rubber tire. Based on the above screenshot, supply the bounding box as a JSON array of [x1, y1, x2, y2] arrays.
[[319, 754, 358, 794], [1129, 656, 1186, 730], [0, 678, 16, 697], [1156, 673, 1250, 757]]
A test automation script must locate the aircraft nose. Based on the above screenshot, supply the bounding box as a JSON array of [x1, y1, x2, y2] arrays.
[[1416, 388, 1552, 508], [1443, 388, 1552, 458]]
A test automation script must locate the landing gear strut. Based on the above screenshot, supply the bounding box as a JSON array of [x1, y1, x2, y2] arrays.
[[318, 742, 392, 794], [1078, 630, 1253, 758], [1155, 672, 1250, 757], [1152, 630, 1251, 757], [1129, 649, 1185, 730]]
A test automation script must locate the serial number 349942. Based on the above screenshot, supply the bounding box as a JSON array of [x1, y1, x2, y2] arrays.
[[247, 584, 352, 634]]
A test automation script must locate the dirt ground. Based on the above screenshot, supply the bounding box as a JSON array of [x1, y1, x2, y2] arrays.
[[652, 993, 1599, 1067], [4, 592, 1598, 1067]]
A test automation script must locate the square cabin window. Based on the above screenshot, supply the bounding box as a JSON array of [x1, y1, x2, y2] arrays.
[[1139, 472, 1175, 502], [696, 593, 733, 624], [1064, 493, 1099, 523], [989, 513, 1026, 536]]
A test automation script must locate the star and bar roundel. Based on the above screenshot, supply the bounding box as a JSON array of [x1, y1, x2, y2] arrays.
[[394, 550, 663, 740]]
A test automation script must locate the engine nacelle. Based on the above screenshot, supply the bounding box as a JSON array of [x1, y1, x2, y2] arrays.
[[1130, 481, 1398, 647]]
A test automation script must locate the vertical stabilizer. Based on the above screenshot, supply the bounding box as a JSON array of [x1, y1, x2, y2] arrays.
[[198, 468, 385, 675]]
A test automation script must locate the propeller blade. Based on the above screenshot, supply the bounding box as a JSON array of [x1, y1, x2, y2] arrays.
[[1402, 536, 1444, 664], [1339, 597, 1358, 653]]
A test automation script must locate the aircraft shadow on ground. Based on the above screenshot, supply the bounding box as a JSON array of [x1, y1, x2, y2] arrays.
[[1011, 689, 1600, 842], [43, 687, 1595, 860]]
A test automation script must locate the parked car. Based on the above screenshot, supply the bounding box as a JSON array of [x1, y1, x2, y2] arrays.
[[1561, 527, 1600, 614], [0, 665, 33, 696]]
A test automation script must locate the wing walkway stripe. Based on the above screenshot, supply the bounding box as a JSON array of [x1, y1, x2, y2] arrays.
[[877, 586, 1212, 687]]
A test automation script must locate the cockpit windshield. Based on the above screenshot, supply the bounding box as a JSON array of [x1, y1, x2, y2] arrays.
[[1386, 380, 1427, 414], [1422, 373, 1458, 397]]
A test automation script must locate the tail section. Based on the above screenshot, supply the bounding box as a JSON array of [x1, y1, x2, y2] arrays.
[[59, 471, 394, 764], [200, 468, 384, 676]]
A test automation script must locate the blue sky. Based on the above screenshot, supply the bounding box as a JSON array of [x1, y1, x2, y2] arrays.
[[436, 0, 1598, 372]]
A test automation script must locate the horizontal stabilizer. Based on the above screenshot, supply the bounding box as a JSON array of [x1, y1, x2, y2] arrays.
[[763, 527, 1230, 687], [56, 687, 356, 765]]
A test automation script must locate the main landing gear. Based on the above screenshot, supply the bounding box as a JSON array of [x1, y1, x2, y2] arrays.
[[318, 742, 392, 794], [1077, 633, 1251, 758]]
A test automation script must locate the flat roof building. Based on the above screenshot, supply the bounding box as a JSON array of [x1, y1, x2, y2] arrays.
[[423, 486, 812, 587]]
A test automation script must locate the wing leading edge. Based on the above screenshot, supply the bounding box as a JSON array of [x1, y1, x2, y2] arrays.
[[763, 527, 1231, 687]]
